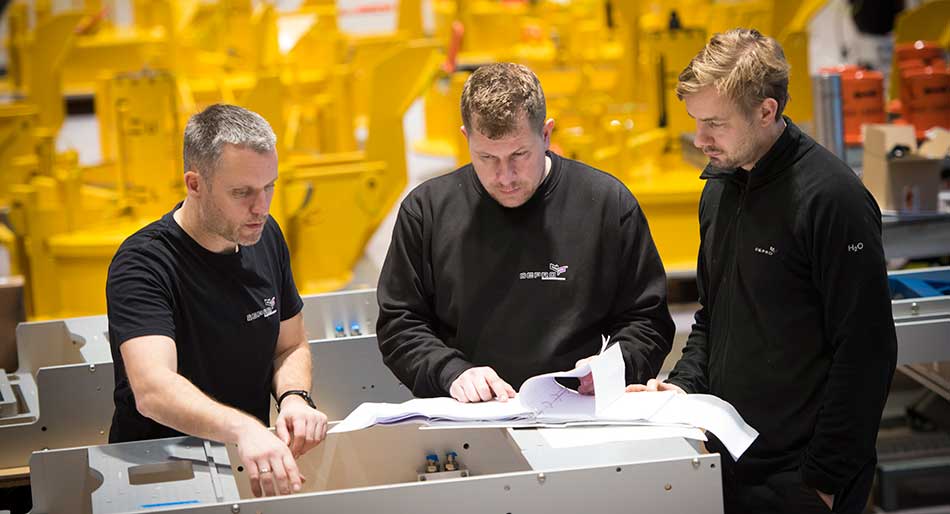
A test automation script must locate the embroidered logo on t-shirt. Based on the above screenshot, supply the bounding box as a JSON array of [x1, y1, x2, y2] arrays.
[[519, 263, 569, 281], [247, 296, 278, 322]]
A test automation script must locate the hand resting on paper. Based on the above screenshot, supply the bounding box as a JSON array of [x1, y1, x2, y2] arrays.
[[625, 378, 687, 395], [450, 366, 517, 403]]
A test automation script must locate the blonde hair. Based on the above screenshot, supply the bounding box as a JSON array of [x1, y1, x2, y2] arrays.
[[676, 28, 790, 121], [461, 63, 546, 139]]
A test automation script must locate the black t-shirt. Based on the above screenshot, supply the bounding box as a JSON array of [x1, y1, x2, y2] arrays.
[[106, 205, 303, 443]]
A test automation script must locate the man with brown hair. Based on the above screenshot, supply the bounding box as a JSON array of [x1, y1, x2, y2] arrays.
[[376, 63, 674, 404], [628, 28, 897, 513]]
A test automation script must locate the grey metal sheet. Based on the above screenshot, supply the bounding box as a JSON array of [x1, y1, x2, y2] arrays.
[[883, 214, 950, 260], [29, 427, 722, 514], [88, 438, 240, 514], [309, 335, 412, 420]]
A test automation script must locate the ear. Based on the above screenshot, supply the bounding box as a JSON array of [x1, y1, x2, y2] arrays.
[[759, 98, 779, 126], [184, 170, 202, 197], [541, 118, 555, 148], [460, 125, 468, 139]]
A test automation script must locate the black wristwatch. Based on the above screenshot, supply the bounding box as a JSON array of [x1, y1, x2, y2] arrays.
[[276, 390, 316, 412]]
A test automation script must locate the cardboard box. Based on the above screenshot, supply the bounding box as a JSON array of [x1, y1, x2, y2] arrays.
[[919, 127, 950, 159], [863, 124, 948, 213]]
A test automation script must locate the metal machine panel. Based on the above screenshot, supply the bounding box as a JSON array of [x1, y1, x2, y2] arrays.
[[28, 424, 723, 514], [0, 336, 405, 469], [0, 363, 114, 469], [882, 214, 950, 261], [89, 439, 240, 513], [895, 318, 950, 365], [310, 335, 411, 420], [1, 291, 388, 471], [299, 288, 378, 339], [889, 267, 950, 401], [0, 371, 17, 418], [13, 288, 379, 350], [7, 272, 948, 474]]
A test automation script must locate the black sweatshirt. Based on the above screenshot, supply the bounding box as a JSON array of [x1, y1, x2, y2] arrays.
[[377, 151, 675, 397], [666, 119, 897, 496]]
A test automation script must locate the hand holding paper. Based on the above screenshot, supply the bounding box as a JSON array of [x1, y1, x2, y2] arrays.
[[331, 343, 759, 460]]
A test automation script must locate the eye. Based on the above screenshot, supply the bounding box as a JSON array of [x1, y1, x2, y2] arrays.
[[264, 184, 275, 193]]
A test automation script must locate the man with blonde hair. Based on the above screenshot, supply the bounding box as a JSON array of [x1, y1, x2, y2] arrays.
[[627, 29, 896, 513], [377, 63, 674, 404]]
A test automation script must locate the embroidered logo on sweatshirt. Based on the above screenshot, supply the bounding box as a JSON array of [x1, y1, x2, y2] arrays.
[[754, 246, 776, 256], [848, 242, 864, 253], [519, 263, 568, 281], [247, 296, 277, 322]]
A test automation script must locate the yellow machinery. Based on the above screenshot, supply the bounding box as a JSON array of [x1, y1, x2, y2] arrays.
[[414, 0, 825, 271], [0, 0, 836, 316], [5, 0, 297, 97], [0, 1, 439, 319]]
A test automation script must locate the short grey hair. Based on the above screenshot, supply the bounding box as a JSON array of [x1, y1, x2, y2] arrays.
[[183, 104, 277, 176]]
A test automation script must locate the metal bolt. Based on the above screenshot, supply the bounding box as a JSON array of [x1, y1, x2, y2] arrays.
[[504, 485, 511, 491], [911, 302, 919, 315], [89, 364, 96, 373], [231, 504, 240, 513], [664, 484, 672, 491], [537, 472, 546, 484], [691, 458, 700, 469]]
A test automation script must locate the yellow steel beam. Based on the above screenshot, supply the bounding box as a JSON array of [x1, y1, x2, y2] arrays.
[[26, 12, 84, 133]]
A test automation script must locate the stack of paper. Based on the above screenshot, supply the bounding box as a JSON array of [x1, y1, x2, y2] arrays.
[[329, 344, 759, 460]]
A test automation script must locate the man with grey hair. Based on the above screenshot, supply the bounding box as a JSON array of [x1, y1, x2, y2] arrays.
[[107, 104, 327, 498], [377, 63, 674, 403]]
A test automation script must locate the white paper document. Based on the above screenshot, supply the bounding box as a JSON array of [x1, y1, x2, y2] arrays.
[[329, 343, 759, 459]]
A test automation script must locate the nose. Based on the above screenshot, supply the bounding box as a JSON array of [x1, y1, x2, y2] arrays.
[[694, 123, 713, 148], [496, 159, 516, 186], [250, 189, 270, 216]]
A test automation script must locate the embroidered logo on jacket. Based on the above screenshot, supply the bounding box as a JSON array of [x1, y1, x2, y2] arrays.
[[519, 263, 569, 281], [247, 296, 277, 322], [754, 246, 776, 256]]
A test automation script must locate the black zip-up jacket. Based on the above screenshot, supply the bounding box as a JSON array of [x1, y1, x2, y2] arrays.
[[377, 152, 675, 397], [667, 119, 897, 496]]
